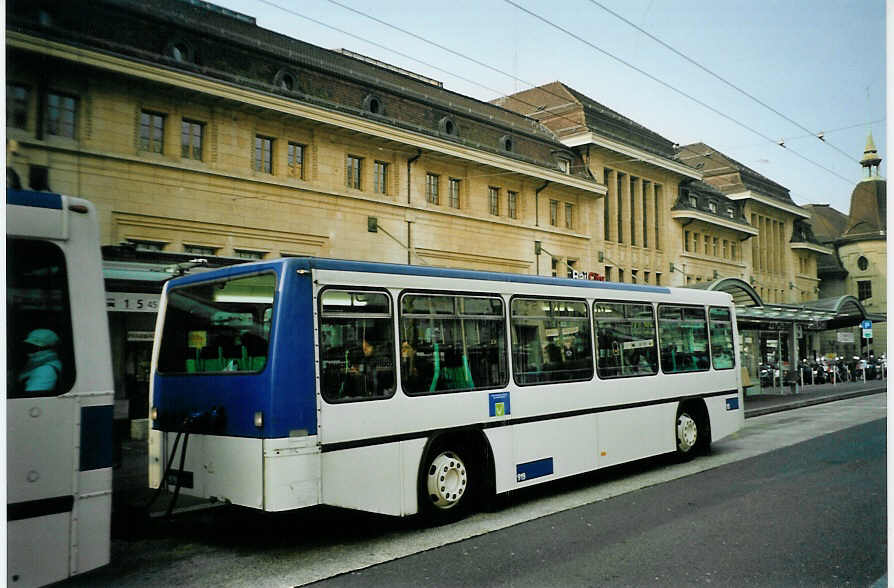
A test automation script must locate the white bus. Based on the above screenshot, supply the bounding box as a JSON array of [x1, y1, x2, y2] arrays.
[[149, 257, 743, 523], [7, 189, 114, 585]]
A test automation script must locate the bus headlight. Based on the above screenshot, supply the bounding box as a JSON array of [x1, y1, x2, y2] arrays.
[[151, 406, 158, 422], [254, 411, 263, 429]]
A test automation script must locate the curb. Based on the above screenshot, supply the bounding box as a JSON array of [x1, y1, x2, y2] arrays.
[[744, 387, 887, 419]]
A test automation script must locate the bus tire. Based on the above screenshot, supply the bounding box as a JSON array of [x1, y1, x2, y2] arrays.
[[675, 401, 709, 460], [418, 435, 479, 524]]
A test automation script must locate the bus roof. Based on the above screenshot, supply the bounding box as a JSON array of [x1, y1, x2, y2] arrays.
[[167, 256, 676, 295], [7, 188, 63, 210]]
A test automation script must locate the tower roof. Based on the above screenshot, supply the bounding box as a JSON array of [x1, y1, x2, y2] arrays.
[[861, 131, 882, 168]]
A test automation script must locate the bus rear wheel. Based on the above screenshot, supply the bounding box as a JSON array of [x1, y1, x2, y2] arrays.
[[418, 439, 475, 524], [675, 403, 708, 460]]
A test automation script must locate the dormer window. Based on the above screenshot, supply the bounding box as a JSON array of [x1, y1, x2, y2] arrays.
[[500, 135, 513, 153], [558, 159, 570, 174], [273, 69, 299, 92], [688, 195, 698, 208], [726, 206, 736, 218], [708, 200, 717, 213], [363, 93, 385, 116], [166, 40, 196, 64]]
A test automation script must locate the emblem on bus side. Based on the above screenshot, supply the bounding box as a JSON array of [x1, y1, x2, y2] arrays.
[[489, 391, 510, 417]]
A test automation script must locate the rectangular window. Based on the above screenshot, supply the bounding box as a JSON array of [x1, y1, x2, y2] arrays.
[[7, 239, 76, 397], [631, 269, 638, 283], [658, 305, 709, 373], [346, 155, 362, 189], [234, 249, 266, 260], [617, 173, 624, 244], [618, 269, 625, 283], [684, 230, 691, 252], [722, 240, 729, 259], [565, 202, 574, 229], [139, 110, 165, 153], [594, 301, 657, 378], [712, 237, 718, 257], [183, 244, 217, 256], [7, 84, 29, 129], [731, 243, 737, 261], [604, 266, 613, 282], [604, 168, 612, 241], [511, 298, 593, 386], [319, 289, 395, 401], [708, 200, 717, 213], [400, 294, 507, 394], [489, 187, 500, 216], [449, 178, 461, 208], [426, 173, 439, 204], [507, 190, 518, 219], [47, 92, 77, 138], [181, 119, 204, 160], [373, 161, 388, 194], [551, 257, 559, 277], [157, 273, 275, 374], [558, 159, 570, 174], [289, 142, 306, 179], [858, 280, 872, 301], [549, 199, 559, 226], [709, 307, 735, 370], [642, 180, 649, 248], [727, 206, 736, 218], [630, 177, 637, 246], [704, 235, 710, 255], [255, 136, 274, 174], [654, 185, 661, 249], [655, 272, 661, 285], [644, 271, 650, 284]]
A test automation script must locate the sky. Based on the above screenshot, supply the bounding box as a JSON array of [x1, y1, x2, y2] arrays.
[[210, 0, 886, 213]]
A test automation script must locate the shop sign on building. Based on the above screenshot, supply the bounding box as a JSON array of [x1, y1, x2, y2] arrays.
[[837, 331, 855, 343], [570, 270, 605, 282]]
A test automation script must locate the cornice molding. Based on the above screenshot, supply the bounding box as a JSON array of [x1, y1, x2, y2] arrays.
[[790, 242, 834, 255], [9, 32, 604, 197], [562, 131, 702, 180], [670, 209, 759, 235], [725, 190, 810, 218]]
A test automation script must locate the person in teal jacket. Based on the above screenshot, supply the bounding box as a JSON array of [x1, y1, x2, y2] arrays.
[[19, 329, 62, 393]]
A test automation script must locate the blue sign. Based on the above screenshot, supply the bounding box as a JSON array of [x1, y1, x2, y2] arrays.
[[861, 319, 872, 329], [489, 391, 510, 417]]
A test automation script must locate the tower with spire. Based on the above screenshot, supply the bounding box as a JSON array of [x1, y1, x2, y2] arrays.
[[860, 131, 883, 178]]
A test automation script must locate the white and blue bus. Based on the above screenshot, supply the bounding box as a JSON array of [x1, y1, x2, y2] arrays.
[[6, 189, 114, 585], [149, 257, 743, 522]]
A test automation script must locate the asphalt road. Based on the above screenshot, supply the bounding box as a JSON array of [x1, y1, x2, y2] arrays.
[[64, 394, 886, 587], [312, 418, 886, 587]]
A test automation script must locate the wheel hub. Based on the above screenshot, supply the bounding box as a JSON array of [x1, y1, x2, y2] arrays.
[[426, 451, 467, 509], [677, 414, 698, 452]]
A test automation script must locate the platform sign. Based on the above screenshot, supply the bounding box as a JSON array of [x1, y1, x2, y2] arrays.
[[861, 319, 872, 330], [863, 328, 873, 339]]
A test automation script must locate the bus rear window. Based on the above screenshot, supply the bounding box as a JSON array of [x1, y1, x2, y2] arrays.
[[157, 273, 275, 374]]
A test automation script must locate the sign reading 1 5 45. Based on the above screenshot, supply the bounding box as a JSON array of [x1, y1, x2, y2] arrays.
[[106, 292, 160, 313]]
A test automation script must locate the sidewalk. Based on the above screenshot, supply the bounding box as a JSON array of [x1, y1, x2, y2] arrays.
[[743, 378, 887, 418], [113, 379, 887, 515]]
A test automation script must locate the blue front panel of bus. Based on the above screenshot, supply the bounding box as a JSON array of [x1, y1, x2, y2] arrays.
[[153, 264, 318, 438]]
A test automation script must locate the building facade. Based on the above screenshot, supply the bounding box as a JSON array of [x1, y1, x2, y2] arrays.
[[8, 0, 878, 422]]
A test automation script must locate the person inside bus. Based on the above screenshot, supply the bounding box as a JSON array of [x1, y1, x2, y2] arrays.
[[19, 328, 62, 393], [348, 338, 392, 396]]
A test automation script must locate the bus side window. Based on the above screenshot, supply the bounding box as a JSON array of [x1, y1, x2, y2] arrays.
[[319, 290, 395, 402], [399, 294, 507, 395], [658, 305, 709, 374], [709, 307, 735, 370], [510, 297, 593, 386], [6, 238, 76, 397], [594, 301, 657, 378]]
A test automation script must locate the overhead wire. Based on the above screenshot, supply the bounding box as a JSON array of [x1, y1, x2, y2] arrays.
[[256, 0, 860, 187], [587, 0, 861, 166], [503, 0, 857, 186]]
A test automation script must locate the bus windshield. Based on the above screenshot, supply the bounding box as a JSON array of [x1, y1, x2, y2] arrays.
[[157, 272, 276, 374]]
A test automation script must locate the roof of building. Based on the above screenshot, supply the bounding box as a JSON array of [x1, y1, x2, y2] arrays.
[[675, 142, 795, 204], [491, 81, 680, 160], [8, 0, 593, 180], [841, 177, 886, 241]]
